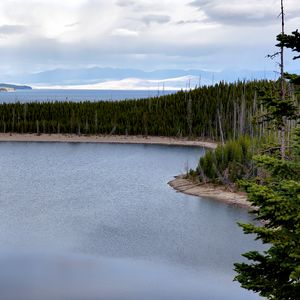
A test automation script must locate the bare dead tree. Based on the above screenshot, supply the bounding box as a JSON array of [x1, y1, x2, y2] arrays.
[[36, 120, 39, 135], [94, 111, 98, 133], [187, 92, 193, 136], [233, 101, 236, 139], [217, 108, 225, 145], [280, 0, 287, 159], [239, 89, 246, 136]]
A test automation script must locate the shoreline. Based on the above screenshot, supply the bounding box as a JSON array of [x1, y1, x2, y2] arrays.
[[0, 133, 250, 208], [168, 176, 252, 209], [0, 133, 217, 149]]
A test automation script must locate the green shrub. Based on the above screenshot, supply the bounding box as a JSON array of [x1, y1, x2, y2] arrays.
[[197, 136, 258, 186]]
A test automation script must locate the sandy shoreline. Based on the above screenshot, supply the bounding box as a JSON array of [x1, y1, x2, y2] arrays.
[[0, 133, 217, 149], [168, 176, 251, 209]]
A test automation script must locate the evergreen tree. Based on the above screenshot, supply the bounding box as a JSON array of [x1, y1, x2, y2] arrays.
[[234, 10, 300, 296], [277, 29, 300, 60], [234, 131, 300, 299]]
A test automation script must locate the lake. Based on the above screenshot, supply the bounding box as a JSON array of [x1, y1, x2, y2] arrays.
[[0, 89, 177, 103], [0, 142, 262, 299]]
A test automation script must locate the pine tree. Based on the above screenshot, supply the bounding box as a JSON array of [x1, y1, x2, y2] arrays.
[[234, 3, 300, 297], [234, 131, 300, 299]]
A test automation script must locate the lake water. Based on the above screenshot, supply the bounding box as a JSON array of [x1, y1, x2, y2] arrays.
[[0, 142, 262, 300], [0, 89, 177, 103]]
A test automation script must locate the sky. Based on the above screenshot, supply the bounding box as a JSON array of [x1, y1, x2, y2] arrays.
[[0, 0, 299, 87]]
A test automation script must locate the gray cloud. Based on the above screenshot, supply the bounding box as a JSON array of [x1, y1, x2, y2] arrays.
[[0, 0, 299, 77], [189, 0, 210, 6], [176, 19, 203, 25], [115, 0, 136, 7], [116, 0, 165, 13], [0, 24, 27, 35], [65, 22, 80, 28], [141, 14, 171, 25], [189, 0, 279, 26], [0, 29, 273, 66]]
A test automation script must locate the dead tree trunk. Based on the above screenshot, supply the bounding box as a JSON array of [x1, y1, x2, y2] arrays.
[[217, 108, 225, 145], [280, 0, 286, 159]]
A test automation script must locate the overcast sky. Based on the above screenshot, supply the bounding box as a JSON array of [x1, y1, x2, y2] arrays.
[[0, 0, 299, 75]]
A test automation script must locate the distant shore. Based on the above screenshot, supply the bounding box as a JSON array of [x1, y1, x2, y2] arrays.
[[168, 176, 251, 209], [0, 133, 217, 149]]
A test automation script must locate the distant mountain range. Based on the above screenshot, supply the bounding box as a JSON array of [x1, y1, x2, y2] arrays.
[[0, 83, 32, 90], [0, 67, 285, 89]]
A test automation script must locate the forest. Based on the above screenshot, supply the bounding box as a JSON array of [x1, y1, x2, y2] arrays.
[[0, 80, 289, 140]]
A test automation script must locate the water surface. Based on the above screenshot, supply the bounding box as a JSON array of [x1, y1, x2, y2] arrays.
[[0, 89, 176, 103], [0, 142, 262, 299]]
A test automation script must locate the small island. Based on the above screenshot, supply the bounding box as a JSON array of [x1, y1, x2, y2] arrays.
[[0, 83, 32, 92]]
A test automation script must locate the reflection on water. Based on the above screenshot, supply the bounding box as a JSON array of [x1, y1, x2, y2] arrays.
[[0, 142, 262, 299]]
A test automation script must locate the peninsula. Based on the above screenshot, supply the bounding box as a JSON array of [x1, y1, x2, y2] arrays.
[[0, 83, 32, 91]]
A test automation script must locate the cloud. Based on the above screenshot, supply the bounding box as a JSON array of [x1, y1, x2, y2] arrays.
[[111, 28, 139, 37], [189, 0, 211, 6], [189, 0, 300, 26], [141, 14, 171, 25], [0, 24, 27, 35], [115, 0, 136, 7], [65, 22, 80, 28], [0, 0, 299, 78], [175, 19, 202, 25]]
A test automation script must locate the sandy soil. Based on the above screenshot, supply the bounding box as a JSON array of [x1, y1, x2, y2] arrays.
[[168, 176, 252, 209], [0, 133, 217, 149]]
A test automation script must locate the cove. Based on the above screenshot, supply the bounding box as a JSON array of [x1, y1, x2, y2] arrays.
[[0, 142, 263, 299]]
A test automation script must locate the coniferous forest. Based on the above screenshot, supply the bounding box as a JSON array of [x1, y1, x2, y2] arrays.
[[1, 80, 295, 141]]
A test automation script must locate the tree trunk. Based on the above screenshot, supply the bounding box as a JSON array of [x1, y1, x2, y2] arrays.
[[280, 0, 286, 159]]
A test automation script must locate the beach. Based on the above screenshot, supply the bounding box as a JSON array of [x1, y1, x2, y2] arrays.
[[0, 133, 217, 149], [168, 176, 251, 209]]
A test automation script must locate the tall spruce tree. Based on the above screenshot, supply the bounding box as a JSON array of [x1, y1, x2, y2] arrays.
[[234, 131, 300, 299], [234, 3, 300, 298]]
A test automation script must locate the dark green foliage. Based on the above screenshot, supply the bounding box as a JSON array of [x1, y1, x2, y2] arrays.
[[196, 136, 256, 185], [234, 131, 300, 300], [0, 80, 282, 140], [257, 81, 298, 129], [277, 30, 300, 60], [234, 25, 300, 299], [192, 77, 300, 187], [284, 73, 300, 86], [277, 30, 300, 91]]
